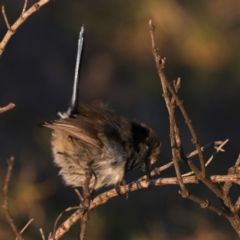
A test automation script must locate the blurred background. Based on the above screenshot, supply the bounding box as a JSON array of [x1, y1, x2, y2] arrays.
[[0, 0, 240, 239]]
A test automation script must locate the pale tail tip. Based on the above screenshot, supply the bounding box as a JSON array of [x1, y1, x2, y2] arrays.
[[80, 25, 84, 36]]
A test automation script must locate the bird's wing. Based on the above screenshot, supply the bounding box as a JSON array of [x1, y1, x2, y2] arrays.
[[41, 111, 132, 151], [41, 117, 102, 148]]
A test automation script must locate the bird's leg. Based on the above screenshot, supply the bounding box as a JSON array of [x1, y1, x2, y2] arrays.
[[144, 161, 151, 181]]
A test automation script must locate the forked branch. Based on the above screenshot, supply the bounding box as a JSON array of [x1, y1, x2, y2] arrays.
[[148, 19, 240, 236], [3, 157, 33, 240], [0, 0, 51, 55]]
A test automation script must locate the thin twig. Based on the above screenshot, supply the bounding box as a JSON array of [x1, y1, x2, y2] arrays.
[[149, 19, 207, 177], [235, 197, 240, 212], [39, 228, 46, 240], [149, 20, 188, 197], [0, 103, 15, 114], [52, 206, 80, 239], [3, 157, 24, 240], [74, 188, 83, 202], [0, 0, 51, 55], [186, 194, 227, 216], [205, 139, 229, 167], [140, 140, 227, 181], [187, 140, 225, 159], [22, 0, 28, 14], [79, 153, 94, 240], [18, 218, 33, 236], [223, 154, 240, 197], [182, 139, 228, 177], [80, 211, 89, 240], [2, 5, 11, 29], [148, 19, 226, 201]]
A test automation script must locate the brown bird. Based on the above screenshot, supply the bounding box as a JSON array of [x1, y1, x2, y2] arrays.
[[41, 26, 161, 190]]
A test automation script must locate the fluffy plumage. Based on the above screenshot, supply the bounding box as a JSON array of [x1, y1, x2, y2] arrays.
[[42, 101, 161, 189]]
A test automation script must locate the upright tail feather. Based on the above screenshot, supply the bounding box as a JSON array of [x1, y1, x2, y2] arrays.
[[69, 25, 85, 116]]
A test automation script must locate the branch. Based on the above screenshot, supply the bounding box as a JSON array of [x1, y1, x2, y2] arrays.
[[17, 218, 34, 239], [182, 139, 228, 177], [2, 157, 24, 240], [149, 19, 207, 177], [0, 102, 15, 114], [139, 140, 227, 181], [51, 172, 240, 239], [2, 5, 11, 30], [39, 228, 46, 240], [79, 155, 95, 240], [148, 19, 226, 200], [148, 19, 240, 236], [22, 0, 28, 14], [0, 0, 51, 55], [146, 28, 187, 196], [52, 206, 81, 240]]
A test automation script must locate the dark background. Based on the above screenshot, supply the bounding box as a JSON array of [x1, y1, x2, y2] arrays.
[[0, 0, 240, 239]]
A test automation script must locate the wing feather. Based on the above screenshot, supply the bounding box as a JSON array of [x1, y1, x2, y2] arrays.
[[41, 117, 102, 148]]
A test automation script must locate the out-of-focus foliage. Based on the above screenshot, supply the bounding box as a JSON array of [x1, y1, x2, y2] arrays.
[[0, 0, 240, 239]]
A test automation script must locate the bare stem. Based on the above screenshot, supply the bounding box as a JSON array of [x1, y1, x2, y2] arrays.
[[149, 19, 206, 177], [0, 0, 51, 55], [39, 228, 46, 240], [51, 172, 240, 239], [0, 103, 15, 114], [3, 157, 24, 240], [22, 0, 28, 14]]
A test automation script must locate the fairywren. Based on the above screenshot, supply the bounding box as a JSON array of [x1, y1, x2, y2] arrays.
[[41, 26, 161, 190]]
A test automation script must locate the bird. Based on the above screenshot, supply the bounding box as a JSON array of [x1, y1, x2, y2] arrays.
[[41, 26, 161, 190]]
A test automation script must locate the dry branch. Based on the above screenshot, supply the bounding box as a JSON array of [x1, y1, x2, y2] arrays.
[[149, 19, 207, 177], [51, 170, 240, 239], [79, 156, 94, 240], [0, 102, 15, 114], [3, 157, 25, 240], [39, 228, 46, 240], [0, 0, 51, 55], [2, 4, 240, 237], [148, 19, 240, 236]]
